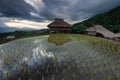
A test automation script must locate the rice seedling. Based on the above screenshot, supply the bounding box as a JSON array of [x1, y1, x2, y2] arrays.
[[48, 34, 71, 45], [0, 34, 120, 80]]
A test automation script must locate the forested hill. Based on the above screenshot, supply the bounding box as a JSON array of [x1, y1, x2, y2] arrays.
[[74, 7, 120, 33]]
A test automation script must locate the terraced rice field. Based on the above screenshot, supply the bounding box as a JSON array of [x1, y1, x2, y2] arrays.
[[0, 34, 120, 80]]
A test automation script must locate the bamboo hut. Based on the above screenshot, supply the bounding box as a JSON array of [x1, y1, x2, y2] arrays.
[[115, 33, 120, 41], [47, 19, 72, 33], [85, 25, 120, 39]]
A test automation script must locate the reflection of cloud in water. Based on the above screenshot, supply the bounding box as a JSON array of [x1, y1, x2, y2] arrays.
[[32, 45, 55, 59], [20, 38, 55, 67], [0, 37, 55, 79], [33, 38, 55, 59], [33, 39, 42, 44], [23, 57, 29, 62]]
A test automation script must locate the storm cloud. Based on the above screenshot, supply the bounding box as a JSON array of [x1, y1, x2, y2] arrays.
[[0, 0, 35, 19], [40, 0, 120, 22], [0, 0, 120, 22]]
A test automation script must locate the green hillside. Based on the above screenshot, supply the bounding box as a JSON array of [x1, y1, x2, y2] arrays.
[[73, 7, 120, 33]]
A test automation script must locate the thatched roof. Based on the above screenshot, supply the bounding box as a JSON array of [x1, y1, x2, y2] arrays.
[[48, 19, 72, 28], [86, 25, 120, 38], [116, 33, 120, 35]]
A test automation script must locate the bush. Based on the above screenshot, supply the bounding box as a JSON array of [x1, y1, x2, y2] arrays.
[[72, 24, 86, 33]]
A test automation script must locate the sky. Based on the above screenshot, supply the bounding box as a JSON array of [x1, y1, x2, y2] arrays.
[[0, 0, 120, 32]]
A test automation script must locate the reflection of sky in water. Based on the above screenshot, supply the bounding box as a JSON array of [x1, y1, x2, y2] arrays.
[[0, 35, 76, 79], [0, 36, 55, 80]]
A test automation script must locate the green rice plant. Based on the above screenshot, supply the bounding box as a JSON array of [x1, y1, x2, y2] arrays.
[[47, 64, 50, 68], [36, 69, 39, 74], [80, 69, 83, 75], [102, 78, 106, 80], [99, 68, 103, 73], [91, 77, 94, 80], [72, 73, 76, 80], [94, 69, 97, 76], [18, 78, 21, 80], [68, 66, 71, 70], [62, 68, 66, 75], [42, 75, 45, 80], [115, 73, 119, 80], [23, 68, 26, 73], [6, 71, 12, 79], [52, 75, 55, 80], [28, 69, 31, 75], [55, 68, 58, 74], [48, 34, 71, 45], [4, 58, 10, 65], [11, 54, 18, 63], [29, 78, 32, 80], [46, 68, 49, 73], [42, 66, 45, 70], [54, 63, 56, 68], [107, 75, 111, 80], [105, 67, 109, 72]]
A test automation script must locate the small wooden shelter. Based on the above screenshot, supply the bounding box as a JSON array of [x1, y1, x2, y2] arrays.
[[85, 25, 120, 39], [47, 19, 72, 33], [6, 36, 15, 39], [115, 33, 120, 41]]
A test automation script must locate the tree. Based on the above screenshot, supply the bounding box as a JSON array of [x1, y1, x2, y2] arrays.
[[72, 24, 86, 33]]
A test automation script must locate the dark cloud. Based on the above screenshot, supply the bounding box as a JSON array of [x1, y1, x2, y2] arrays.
[[0, 0, 120, 22], [0, 0, 35, 19], [40, 0, 120, 22]]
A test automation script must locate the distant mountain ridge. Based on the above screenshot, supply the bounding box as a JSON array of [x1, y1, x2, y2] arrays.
[[0, 27, 19, 33], [0, 27, 37, 33], [74, 7, 120, 33]]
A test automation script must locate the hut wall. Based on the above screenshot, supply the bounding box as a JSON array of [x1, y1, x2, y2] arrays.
[[115, 37, 120, 42], [50, 28, 71, 30], [49, 28, 71, 33], [87, 31, 96, 36]]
